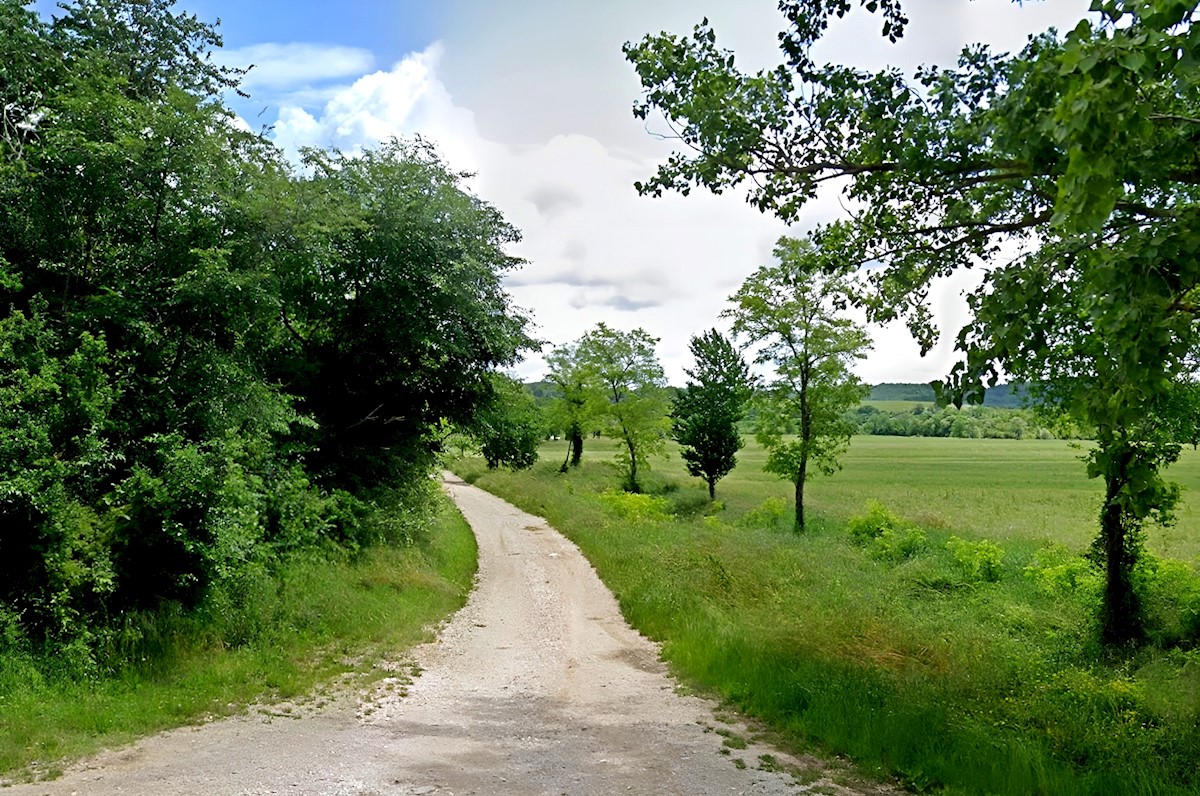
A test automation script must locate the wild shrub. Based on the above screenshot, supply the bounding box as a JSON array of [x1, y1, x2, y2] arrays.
[[738, 497, 788, 530], [1024, 545, 1102, 598], [597, 489, 674, 523], [1135, 555, 1200, 647], [846, 499, 906, 545], [946, 536, 1005, 582], [868, 527, 928, 563], [847, 500, 926, 562]]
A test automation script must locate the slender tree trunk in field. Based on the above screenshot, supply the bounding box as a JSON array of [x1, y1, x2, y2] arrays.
[[794, 455, 807, 532], [796, 364, 811, 533], [569, 424, 583, 467], [1100, 449, 1143, 645], [625, 434, 640, 493], [708, 477, 716, 500]]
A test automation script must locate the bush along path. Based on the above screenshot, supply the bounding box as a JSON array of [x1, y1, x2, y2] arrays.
[[2, 474, 890, 795]]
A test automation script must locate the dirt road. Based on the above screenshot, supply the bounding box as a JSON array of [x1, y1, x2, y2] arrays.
[[5, 474, 877, 795]]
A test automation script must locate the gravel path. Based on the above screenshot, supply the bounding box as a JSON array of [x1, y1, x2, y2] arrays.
[[5, 474, 882, 795]]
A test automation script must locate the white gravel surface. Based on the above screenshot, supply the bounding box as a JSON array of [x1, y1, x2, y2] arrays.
[[3, 473, 887, 796]]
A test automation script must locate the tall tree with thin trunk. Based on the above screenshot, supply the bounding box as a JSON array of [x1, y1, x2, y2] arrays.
[[545, 342, 603, 472], [672, 329, 752, 499], [576, 323, 670, 493], [724, 237, 870, 531]]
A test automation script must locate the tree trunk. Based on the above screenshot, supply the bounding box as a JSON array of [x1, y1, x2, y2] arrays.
[[626, 434, 640, 493], [794, 456, 807, 532], [708, 478, 716, 500], [1100, 456, 1143, 645], [569, 424, 583, 467]]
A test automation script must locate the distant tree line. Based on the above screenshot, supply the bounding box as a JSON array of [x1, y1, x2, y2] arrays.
[[868, 383, 1029, 409], [850, 405, 1081, 440]]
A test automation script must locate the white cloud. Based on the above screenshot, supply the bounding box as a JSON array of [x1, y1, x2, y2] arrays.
[[219, 43, 376, 91], [271, 44, 481, 169], [265, 0, 1093, 387]]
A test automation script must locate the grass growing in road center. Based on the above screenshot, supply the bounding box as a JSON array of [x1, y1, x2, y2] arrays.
[[455, 437, 1200, 795]]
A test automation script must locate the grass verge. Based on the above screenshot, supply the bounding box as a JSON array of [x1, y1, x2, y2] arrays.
[[456, 438, 1200, 796], [0, 489, 476, 781]]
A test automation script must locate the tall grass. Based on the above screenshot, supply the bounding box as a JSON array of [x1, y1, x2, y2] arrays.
[[457, 437, 1200, 795], [0, 491, 476, 781]]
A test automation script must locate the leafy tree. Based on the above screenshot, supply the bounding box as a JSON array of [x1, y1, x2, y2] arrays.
[[544, 342, 604, 471], [269, 140, 536, 490], [625, 0, 1200, 644], [0, 0, 536, 662], [724, 237, 870, 531], [576, 323, 671, 493], [473, 374, 544, 470], [672, 329, 752, 499]]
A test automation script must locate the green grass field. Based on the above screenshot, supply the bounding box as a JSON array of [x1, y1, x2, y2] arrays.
[[455, 435, 1200, 795]]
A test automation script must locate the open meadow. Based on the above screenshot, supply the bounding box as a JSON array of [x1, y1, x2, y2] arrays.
[[454, 435, 1200, 795]]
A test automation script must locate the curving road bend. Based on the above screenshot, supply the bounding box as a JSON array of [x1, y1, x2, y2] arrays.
[[4, 474, 880, 796]]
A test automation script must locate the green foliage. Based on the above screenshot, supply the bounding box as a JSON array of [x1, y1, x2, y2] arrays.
[[575, 323, 671, 492], [946, 536, 1005, 583], [276, 141, 534, 489], [472, 374, 544, 470], [853, 403, 1068, 440], [847, 501, 925, 562], [1024, 546, 1103, 600], [672, 329, 752, 499], [0, 490, 477, 777], [543, 341, 606, 470], [596, 489, 675, 523], [846, 500, 904, 545], [626, 0, 1200, 644], [0, 0, 531, 662], [1135, 554, 1200, 648], [737, 497, 788, 530], [868, 527, 927, 564], [725, 236, 870, 531]]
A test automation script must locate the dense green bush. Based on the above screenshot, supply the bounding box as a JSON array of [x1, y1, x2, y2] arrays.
[[846, 499, 907, 544], [947, 536, 1006, 582], [0, 0, 531, 669]]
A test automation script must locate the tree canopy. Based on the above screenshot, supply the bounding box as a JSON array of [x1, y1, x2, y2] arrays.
[[672, 329, 752, 500], [575, 323, 671, 493], [0, 0, 533, 664], [544, 341, 605, 471], [626, 0, 1200, 644]]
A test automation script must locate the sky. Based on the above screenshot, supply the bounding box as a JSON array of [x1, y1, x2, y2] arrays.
[[37, 0, 1094, 385]]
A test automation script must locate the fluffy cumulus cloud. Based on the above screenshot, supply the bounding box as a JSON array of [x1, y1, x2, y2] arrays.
[[262, 44, 795, 382], [270, 44, 481, 170]]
